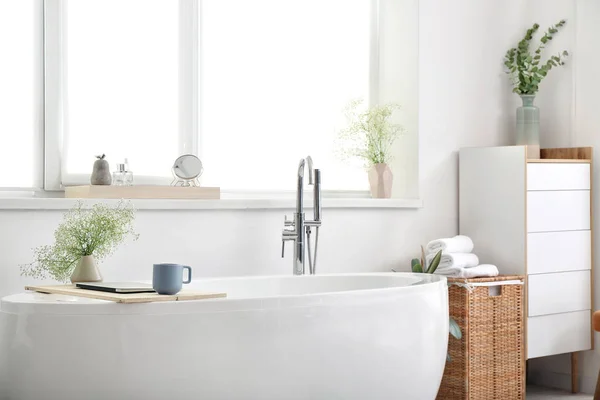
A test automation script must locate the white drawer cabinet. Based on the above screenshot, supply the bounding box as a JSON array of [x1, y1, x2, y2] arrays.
[[527, 191, 590, 233], [527, 231, 591, 274], [528, 311, 592, 359], [528, 271, 591, 317], [527, 163, 591, 191], [459, 146, 593, 367]]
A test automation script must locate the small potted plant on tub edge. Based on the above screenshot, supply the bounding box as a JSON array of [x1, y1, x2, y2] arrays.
[[21, 201, 139, 283]]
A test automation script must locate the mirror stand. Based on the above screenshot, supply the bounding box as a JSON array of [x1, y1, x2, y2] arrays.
[[170, 170, 201, 187]]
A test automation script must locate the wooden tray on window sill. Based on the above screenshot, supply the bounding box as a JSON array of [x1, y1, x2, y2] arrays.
[[65, 185, 220, 200]]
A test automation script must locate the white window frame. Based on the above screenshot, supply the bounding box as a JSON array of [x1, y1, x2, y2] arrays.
[[0, 0, 45, 192], [44, 0, 64, 191], [44, 0, 199, 190], [41, 0, 419, 201]]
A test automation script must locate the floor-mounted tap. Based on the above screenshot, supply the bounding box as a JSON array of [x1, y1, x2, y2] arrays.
[[281, 156, 322, 275]]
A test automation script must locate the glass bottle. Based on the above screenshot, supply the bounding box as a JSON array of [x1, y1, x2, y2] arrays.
[[112, 164, 126, 186], [123, 158, 134, 186]]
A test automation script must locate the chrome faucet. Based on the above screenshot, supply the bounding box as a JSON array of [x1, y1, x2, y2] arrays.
[[281, 156, 322, 275]]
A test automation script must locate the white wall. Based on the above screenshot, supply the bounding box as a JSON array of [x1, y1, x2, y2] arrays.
[[0, 207, 439, 294], [0, 0, 529, 298], [576, 0, 600, 391], [1, 0, 590, 392]]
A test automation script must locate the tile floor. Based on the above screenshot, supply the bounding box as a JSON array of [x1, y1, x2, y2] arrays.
[[527, 386, 593, 399]]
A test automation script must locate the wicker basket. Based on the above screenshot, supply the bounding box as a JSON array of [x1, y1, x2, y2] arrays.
[[437, 275, 525, 400]]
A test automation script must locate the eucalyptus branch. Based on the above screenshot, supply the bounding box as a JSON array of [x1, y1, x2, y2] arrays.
[[531, 20, 565, 65], [504, 20, 568, 95]]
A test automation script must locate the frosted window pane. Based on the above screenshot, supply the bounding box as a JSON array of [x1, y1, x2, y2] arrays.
[[65, 0, 179, 177], [200, 0, 371, 191], [0, 0, 39, 187]]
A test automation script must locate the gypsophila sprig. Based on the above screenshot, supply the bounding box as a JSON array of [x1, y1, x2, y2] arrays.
[[20, 201, 139, 282], [336, 99, 403, 167], [504, 20, 568, 95]]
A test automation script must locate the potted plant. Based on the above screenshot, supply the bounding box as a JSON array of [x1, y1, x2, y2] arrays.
[[409, 248, 462, 360], [504, 20, 568, 159], [21, 201, 139, 283], [337, 99, 403, 198]]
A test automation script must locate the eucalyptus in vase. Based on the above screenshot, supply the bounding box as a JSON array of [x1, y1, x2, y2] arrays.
[[504, 20, 568, 159], [337, 99, 403, 198]]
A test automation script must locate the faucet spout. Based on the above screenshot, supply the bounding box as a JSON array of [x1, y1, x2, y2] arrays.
[[296, 159, 305, 213], [306, 156, 314, 185], [296, 156, 314, 213], [297, 159, 305, 179], [282, 156, 322, 275]]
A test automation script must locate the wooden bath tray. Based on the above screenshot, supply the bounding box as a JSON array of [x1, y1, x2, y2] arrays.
[[25, 285, 227, 304]]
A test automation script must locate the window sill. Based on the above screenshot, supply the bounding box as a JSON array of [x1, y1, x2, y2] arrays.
[[0, 197, 423, 211]]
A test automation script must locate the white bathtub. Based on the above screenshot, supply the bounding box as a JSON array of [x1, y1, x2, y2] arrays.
[[0, 273, 448, 400]]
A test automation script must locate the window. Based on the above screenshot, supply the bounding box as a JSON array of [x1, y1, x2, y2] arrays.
[[61, 0, 180, 185], [7, 0, 418, 199], [200, 0, 371, 191], [0, 0, 43, 188]]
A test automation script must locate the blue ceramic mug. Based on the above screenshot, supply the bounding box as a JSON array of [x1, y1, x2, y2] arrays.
[[153, 263, 192, 295]]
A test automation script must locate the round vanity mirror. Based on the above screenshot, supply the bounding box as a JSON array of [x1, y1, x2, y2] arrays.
[[171, 154, 203, 187]]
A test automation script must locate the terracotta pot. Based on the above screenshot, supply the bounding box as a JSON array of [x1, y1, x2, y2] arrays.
[[368, 163, 393, 198], [70, 255, 103, 283]]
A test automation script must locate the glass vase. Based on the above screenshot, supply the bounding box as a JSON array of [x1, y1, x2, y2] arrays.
[[516, 94, 540, 159]]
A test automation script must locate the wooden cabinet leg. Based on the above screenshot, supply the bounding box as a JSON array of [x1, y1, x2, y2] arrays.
[[594, 366, 600, 400], [572, 352, 579, 394]]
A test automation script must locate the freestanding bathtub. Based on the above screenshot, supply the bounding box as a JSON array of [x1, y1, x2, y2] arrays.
[[0, 273, 448, 400]]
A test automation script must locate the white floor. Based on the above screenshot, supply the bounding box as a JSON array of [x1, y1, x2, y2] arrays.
[[527, 386, 593, 399]]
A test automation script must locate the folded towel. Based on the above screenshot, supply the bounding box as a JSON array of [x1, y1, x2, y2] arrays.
[[426, 235, 474, 255], [426, 252, 479, 270], [434, 264, 499, 278]]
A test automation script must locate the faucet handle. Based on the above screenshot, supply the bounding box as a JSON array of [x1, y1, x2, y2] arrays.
[[281, 230, 295, 258], [284, 215, 294, 227], [313, 169, 321, 222]]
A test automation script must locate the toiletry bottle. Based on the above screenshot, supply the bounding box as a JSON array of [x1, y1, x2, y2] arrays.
[[113, 163, 126, 186], [123, 158, 134, 186]]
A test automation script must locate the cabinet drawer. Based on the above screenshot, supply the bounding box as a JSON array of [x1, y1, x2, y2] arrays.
[[528, 271, 591, 317], [527, 163, 590, 191], [527, 191, 590, 232], [527, 311, 591, 359], [527, 231, 591, 274]]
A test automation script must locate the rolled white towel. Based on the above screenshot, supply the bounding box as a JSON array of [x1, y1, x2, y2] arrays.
[[426, 235, 474, 255], [426, 252, 479, 270], [434, 264, 499, 278]]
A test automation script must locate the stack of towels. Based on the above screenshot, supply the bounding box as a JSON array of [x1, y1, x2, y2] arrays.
[[425, 235, 499, 278]]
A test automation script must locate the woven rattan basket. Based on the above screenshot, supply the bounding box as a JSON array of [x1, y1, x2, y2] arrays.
[[436, 275, 525, 400]]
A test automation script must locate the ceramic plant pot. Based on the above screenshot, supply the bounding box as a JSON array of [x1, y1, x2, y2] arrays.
[[368, 163, 393, 198], [91, 154, 112, 185], [70, 255, 103, 283], [516, 94, 540, 159]]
